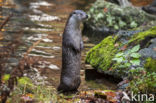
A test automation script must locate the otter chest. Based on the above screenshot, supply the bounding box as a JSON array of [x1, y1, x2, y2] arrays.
[[72, 30, 81, 45]]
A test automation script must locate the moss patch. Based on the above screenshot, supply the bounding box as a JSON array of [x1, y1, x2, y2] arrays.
[[86, 36, 118, 71], [129, 26, 156, 45], [145, 58, 156, 72], [86, 80, 108, 90]]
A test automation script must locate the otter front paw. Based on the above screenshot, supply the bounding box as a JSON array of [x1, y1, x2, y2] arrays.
[[73, 46, 81, 53], [80, 41, 84, 50]]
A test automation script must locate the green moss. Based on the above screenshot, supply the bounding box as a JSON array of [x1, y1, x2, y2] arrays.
[[86, 80, 108, 90], [86, 36, 118, 71], [85, 26, 156, 78], [129, 26, 156, 44], [145, 58, 156, 72]]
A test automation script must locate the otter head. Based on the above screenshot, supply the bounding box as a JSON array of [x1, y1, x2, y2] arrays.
[[70, 10, 88, 22]]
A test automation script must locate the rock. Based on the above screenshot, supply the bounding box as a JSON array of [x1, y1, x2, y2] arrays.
[[118, 83, 129, 90], [139, 38, 156, 59], [83, 0, 156, 40], [108, 0, 132, 7], [86, 26, 156, 79], [142, 0, 156, 15], [8, 57, 19, 66], [4, 58, 19, 73], [139, 48, 156, 58], [142, 6, 156, 15], [4, 65, 13, 74]]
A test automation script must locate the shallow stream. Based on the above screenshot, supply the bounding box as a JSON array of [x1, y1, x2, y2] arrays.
[[2, 0, 118, 91]]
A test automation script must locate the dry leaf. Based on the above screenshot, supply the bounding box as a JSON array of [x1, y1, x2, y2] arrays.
[[103, 8, 108, 12], [121, 45, 127, 51], [0, 32, 3, 40]]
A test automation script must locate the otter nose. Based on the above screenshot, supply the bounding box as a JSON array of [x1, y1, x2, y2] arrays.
[[86, 14, 88, 18]]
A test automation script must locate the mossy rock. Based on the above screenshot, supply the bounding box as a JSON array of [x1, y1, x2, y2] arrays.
[[83, 0, 156, 38], [86, 26, 156, 78], [86, 36, 118, 71]]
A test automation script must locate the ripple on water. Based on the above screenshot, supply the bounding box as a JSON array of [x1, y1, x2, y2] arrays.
[[29, 1, 60, 22], [38, 23, 52, 28], [52, 46, 61, 50], [23, 27, 53, 32], [34, 46, 61, 51], [36, 46, 52, 49], [42, 38, 53, 42], [38, 61, 51, 65], [32, 9, 43, 14], [28, 54, 55, 59], [27, 34, 53, 43], [30, 1, 53, 9], [28, 14, 60, 22], [32, 48, 51, 55], [25, 67, 48, 85], [37, 61, 59, 70]]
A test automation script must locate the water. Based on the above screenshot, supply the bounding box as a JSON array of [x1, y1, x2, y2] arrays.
[[2, 0, 117, 90], [117, 0, 132, 7]]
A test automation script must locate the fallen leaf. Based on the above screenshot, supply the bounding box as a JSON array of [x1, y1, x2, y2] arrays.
[[114, 43, 119, 47], [0, 32, 3, 40], [25, 93, 34, 98], [105, 91, 116, 97], [103, 8, 108, 12], [153, 48, 156, 51], [1, 29, 5, 32], [121, 45, 127, 51], [141, 70, 146, 75], [109, 68, 113, 71]]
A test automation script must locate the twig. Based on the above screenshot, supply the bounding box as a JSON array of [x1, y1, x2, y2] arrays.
[[23, 39, 42, 57], [0, 14, 13, 31]]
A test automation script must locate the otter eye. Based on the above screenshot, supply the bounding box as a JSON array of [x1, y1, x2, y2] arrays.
[[73, 12, 76, 15]]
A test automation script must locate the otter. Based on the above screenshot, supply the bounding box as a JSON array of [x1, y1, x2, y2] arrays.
[[58, 10, 88, 92]]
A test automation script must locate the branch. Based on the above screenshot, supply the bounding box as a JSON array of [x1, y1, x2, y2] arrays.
[[0, 14, 13, 31]]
